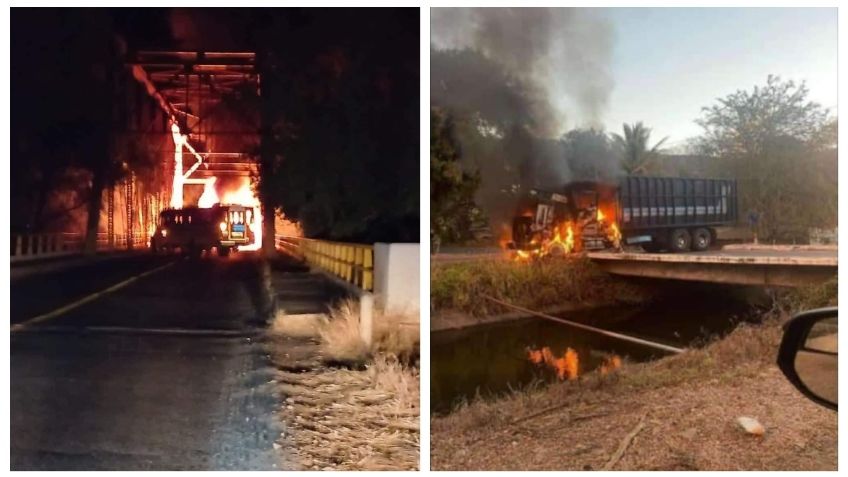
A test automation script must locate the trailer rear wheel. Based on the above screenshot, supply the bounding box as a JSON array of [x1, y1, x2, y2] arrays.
[[691, 227, 712, 252], [670, 228, 691, 253]]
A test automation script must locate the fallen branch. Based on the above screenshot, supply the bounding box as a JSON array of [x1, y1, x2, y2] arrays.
[[511, 402, 573, 425], [603, 412, 647, 470]]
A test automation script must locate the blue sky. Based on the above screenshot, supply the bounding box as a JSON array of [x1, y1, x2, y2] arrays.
[[601, 8, 837, 148]]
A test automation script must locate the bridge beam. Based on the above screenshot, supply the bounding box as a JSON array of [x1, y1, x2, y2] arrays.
[[593, 258, 836, 288]]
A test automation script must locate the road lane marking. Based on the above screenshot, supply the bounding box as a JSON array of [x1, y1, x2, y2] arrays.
[[11, 260, 179, 333]]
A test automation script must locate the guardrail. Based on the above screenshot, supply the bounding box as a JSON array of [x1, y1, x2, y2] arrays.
[[276, 235, 374, 292], [11, 232, 149, 262]]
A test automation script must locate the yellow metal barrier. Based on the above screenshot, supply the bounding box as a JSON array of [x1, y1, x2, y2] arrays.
[[276, 235, 374, 292]]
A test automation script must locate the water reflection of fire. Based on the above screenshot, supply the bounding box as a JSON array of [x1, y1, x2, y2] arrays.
[[527, 347, 622, 380], [527, 346, 579, 380]]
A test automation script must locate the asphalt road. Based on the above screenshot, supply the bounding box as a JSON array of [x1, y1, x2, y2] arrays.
[[11, 252, 290, 470]]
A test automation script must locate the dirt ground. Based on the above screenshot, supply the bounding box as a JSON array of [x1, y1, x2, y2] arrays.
[[431, 360, 836, 471]]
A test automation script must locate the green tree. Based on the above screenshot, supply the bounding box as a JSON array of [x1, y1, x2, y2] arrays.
[[253, 10, 419, 243], [611, 122, 668, 175], [693, 75, 836, 242], [430, 108, 482, 246]]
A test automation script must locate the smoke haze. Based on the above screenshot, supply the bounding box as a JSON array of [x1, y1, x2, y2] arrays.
[[431, 8, 618, 229], [431, 8, 615, 132]]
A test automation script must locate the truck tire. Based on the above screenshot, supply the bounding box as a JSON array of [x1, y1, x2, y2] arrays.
[[670, 228, 691, 253], [691, 227, 712, 252], [218, 246, 231, 257]]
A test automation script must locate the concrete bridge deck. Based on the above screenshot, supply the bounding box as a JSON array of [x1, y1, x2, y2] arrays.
[[432, 246, 837, 288], [587, 248, 837, 287]]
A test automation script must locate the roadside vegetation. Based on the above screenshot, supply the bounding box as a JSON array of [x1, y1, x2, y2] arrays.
[[431, 256, 650, 320], [431, 277, 837, 470], [270, 300, 419, 470]]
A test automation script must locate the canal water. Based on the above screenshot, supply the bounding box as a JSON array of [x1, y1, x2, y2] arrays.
[[431, 284, 765, 413]]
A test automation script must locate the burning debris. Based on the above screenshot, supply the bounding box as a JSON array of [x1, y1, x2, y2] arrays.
[[598, 354, 622, 376], [507, 182, 622, 261]]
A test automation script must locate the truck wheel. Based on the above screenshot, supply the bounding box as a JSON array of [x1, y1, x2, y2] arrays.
[[218, 246, 231, 257], [691, 228, 712, 252], [670, 228, 691, 253]]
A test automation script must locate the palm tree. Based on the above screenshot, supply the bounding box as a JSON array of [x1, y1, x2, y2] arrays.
[[611, 122, 668, 175]]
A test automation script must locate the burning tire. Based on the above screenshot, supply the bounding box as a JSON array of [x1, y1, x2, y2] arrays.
[[691, 227, 712, 252], [669, 228, 691, 253], [548, 242, 568, 257]]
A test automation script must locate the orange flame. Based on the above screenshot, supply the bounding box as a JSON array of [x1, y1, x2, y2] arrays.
[[599, 355, 622, 376], [527, 346, 579, 380], [608, 223, 622, 248], [528, 349, 544, 365], [545, 222, 575, 256]]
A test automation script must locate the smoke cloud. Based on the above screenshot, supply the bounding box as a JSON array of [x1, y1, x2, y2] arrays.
[[431, 8, 615, 131], [431, 8, 617, 230]]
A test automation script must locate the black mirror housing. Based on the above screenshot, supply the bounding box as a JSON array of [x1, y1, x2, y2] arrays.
[[777, 307, 838, 411]]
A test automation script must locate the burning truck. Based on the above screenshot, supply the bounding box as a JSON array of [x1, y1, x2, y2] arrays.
[[506, 176, 738, 258]]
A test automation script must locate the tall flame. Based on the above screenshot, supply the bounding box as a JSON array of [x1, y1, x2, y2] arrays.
[[170, 122, 184, 209], [197, 177, 219, 208]]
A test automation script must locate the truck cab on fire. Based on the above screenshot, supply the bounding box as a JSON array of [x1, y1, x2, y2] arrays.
[[151, 204, 255, 257]]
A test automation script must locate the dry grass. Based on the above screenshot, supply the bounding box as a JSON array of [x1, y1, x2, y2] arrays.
[[271, 299, 420, 470], [320, 299, 420, 364], [319, 300, 370, 363], [274, 359, 419, 470]]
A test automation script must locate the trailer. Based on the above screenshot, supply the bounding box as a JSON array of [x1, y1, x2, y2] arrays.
[[616, 176, 738, 252], [508, 176, 738, 254]]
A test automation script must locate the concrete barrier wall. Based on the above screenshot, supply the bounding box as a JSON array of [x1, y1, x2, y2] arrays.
[[374, 242, 420, 316]]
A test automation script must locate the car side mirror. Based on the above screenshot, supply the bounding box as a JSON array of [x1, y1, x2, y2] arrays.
[[777, 307, 838, 411]]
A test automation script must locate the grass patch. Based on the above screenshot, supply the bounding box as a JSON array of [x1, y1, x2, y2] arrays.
[[315, 299, 420, 365], [431, 255, 650, 316], [777, 275, 837, 312]]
